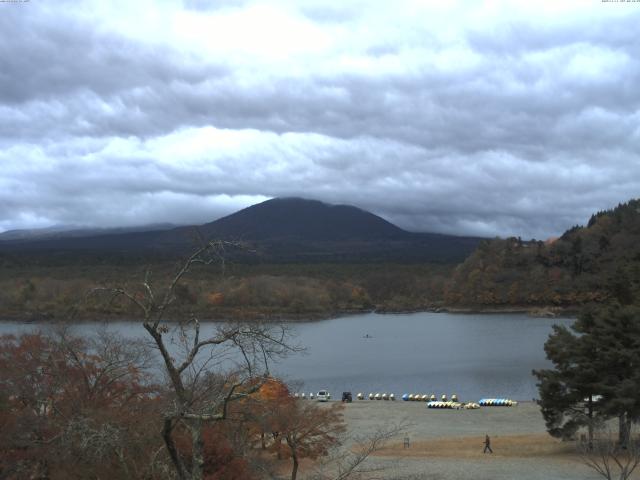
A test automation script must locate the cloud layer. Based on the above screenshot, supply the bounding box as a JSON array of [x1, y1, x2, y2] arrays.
[[1, 0, 639, 238]]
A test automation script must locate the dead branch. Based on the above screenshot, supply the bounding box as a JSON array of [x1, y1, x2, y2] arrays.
[[311, 421, 411, 480], [579, 429, 640, 480]]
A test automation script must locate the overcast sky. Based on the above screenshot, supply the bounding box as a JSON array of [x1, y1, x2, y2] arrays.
[[1, 0, 639, 239]]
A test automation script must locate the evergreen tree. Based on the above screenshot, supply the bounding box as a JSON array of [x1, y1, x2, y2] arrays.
[[579, 304, 640, 447], [535, 304, 640, 447], [534, 322, 603, 445]]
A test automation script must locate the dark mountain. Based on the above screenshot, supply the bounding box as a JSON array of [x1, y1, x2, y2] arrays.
[[157, 197, 406, 246], [0, 198, 483, 263], [198, 198, 406, 241], [153, 198, 482, 262]]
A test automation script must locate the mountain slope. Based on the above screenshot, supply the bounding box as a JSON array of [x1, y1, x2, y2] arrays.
[[0, 198, 483, 263], [197, 197, 406, 241], [154, 197, 482, 262]]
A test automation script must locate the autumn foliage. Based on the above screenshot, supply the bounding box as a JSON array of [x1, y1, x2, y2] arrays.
[[238, 379, 346, 480], [0, 332, 346, 480], [445, 199, 640, 310], [0, 331, 164, 479]]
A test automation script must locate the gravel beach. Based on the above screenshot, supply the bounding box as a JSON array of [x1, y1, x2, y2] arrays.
[[314, 400, 613, 480]]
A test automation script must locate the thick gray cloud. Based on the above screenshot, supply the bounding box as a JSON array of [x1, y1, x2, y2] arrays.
[[1, 0, 639, 238]]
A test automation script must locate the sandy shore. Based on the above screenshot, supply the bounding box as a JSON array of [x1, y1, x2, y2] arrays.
[[311, 400, 611, 480]]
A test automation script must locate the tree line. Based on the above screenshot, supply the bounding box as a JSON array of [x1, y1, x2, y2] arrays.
[[0, 262, 453, 322]]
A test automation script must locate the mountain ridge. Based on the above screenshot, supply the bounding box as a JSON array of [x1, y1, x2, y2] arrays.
[[157, 197, 408, 246], [0, 223, 178, 241], [0, 197, 483, 263]]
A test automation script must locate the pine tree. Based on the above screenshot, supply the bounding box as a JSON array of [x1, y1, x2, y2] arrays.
[[534, 304, 640, 447], [534, 322, 604, 445], [578, 304, 640, 447]]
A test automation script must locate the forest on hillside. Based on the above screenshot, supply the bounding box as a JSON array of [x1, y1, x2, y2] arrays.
[[444, 199, 640, 310]]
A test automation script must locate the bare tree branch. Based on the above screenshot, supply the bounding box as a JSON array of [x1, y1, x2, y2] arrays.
[[87, 241, 300, 480], [579, 428, 640, 480], [309, 421, 412, 480]]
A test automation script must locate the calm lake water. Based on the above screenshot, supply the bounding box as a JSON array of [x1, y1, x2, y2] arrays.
[[0, 312, 573, 402]]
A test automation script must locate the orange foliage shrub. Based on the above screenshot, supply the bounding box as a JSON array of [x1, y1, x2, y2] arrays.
[[207, 292, 225, 306], [256, 378, 290, 402]]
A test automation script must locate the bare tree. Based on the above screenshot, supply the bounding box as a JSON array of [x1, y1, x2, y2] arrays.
[[579, 428, 640, 480], [93, 241, 300, 480]]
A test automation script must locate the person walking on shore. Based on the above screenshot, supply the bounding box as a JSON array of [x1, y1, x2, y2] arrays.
[[483, 434, 493, 454]]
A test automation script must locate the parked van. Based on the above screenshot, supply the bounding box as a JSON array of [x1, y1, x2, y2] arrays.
[[317, 390, 330, 402]]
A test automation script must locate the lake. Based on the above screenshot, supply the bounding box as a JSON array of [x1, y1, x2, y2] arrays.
[[0, 312, 573, 402]]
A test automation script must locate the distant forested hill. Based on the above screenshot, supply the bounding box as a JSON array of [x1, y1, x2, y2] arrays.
[[444, 199, 640, 309]]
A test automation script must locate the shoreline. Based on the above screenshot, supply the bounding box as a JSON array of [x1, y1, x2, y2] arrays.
[[0, 304, 579, 324]]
